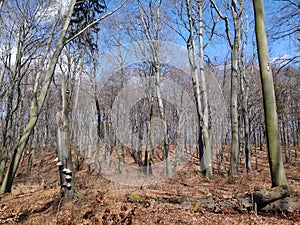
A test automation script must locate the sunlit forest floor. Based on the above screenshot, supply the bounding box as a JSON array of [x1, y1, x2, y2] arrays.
[[0, 145, 299, 224]]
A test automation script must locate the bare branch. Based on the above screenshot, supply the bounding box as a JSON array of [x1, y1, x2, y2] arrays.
[[209, 0, 233, 47], [65, 0, 128, 44]]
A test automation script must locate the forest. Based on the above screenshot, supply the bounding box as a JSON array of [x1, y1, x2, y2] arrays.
[[0, 0, 299, 224]]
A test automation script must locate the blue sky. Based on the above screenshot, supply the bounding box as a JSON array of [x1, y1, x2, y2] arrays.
[[197, 0, 299, 65]]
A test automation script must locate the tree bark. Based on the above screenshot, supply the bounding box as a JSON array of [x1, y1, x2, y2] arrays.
[[61, 73, 74, 199], [229, 1, 243, 176], [197, 0, 212, 178], [185, 0, 206, 175], [241, 62, 251, 172], [253, 0, 288, 187]]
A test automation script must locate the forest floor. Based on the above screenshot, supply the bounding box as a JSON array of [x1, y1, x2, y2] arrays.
[[0, 145, 299, 225]]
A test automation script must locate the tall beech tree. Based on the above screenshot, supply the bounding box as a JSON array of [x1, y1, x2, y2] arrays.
[[185, 0, 213, 178], [210, 0, 244, 176], [253, 0, 288, 187]]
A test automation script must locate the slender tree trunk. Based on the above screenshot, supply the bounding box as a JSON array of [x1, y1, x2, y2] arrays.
[[241, 70, 251, 172], [185, 0, 205, 175], [154, 64, 170, 176], [229, 37, 240, 176], [229, 2, 243, 176], [61, 73, 74, 199], [146, 83, 155, 175], [0, 23, 25, 183], [56, 116, 65, 188], [95, 96, 102, 175], [87, 144, 92, 176], [38, 125, 47, 172], [283, 115, 290, 163], [253, 0, 288, 187], [138, 0, 170, 176], [27, 127, 38, 175], [90, 53, 102, 175], [254, 123, 258, 170], [210, 0, 243, 176], [39, 95, 50, 171], [197, 0, 212, 178]]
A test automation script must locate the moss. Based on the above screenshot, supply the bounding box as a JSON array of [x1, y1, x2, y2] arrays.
[[127, 193, 142, 202], [74, 191, 83, 202], [192, 202, 200, 212]]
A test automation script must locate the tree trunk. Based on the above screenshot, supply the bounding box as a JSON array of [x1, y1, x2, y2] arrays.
[[27, 127, 38, 175], [197, 0, 212, 178], [61, 73, 74, 199], [146, 88, 155, 175], [95, 96, 102, 175], [229, 4, 242, 176], [283, 115, 290, 163], [241, 68, 251, 172], [154, 64, 170, 176], [0, 23, 25, 183], [253, 185, 290, 211], [138, 0, 170, 176], [253, 0, 288, 187], [185, 0, 206, 175]]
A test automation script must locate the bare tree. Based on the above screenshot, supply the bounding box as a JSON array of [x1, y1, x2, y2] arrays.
[[210, 0, 244, 176], [138, 0, 171, 176], [253, 0, 288, 187], [268, 0, 299, 68]]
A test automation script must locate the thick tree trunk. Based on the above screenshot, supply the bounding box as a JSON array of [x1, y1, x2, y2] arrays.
[[253, 0, 288, 187]]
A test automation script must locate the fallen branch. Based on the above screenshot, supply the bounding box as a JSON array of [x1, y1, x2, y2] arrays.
[[253, 185, 291, 210]]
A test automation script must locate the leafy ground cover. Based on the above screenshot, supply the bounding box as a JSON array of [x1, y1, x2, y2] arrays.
[[0, 146, 299, 224]]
